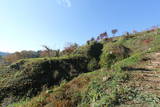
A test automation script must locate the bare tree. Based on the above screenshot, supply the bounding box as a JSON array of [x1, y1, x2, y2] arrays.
[[132, 30, 137, 34], [96, 36, 100, 41], [111, 29, 118, 37], [99, 32, 108, 39], [63, 43, 79, 55], [90, 37, 95, 41], [125, 32, 130, 36], [55, 49, 60, 57], [42, 45, 52, 57]]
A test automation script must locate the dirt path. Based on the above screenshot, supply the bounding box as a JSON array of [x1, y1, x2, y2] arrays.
[[123, 52, 160, 106], [135, 52, 160, 95]]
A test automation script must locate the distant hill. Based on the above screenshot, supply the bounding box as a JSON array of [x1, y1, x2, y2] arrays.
[[0, 52, 9, 56]]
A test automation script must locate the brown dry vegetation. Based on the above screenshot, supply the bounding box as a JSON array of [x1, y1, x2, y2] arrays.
[[4, 28, 160, 107]]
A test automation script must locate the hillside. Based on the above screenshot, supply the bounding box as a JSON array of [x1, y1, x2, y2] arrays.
[[0, 52, 9, 56], [1, 28, 160, 107]]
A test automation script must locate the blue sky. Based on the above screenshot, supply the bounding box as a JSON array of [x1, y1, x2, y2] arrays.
[[0, 0, 160, 52]]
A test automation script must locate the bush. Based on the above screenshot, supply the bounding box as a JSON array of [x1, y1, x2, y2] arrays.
[[74, 41, 103, 71], [61, 43, 79, 56], [87, 58, 99, 71], [99, 44, 131, 68], [74, 41, 103, 60], [87, 41, 103, 60]]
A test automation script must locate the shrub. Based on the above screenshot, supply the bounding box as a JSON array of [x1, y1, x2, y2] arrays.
[[99, 44, 131, 68], [74, 41, 103, 60], [87, 41, 103, 60], [87, 58, 99, 71], [74, 41, 103, 71], [62, 43, 79, 56]]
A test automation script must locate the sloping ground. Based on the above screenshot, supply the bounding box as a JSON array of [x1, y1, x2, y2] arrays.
[[121, 52, 160, 106], [10, 70, 131, 107], [0, 55, 90, 107], [0, 52, 9, 56], [5, 29, 160, 107], [14, 52, 160, 107], [133, 52, 160, 96], [0, 42, 104, 107]]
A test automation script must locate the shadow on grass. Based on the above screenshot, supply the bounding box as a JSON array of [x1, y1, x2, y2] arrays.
[[122, 67, 152, 71]]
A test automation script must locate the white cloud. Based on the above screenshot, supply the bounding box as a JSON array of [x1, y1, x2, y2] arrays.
[[57, 0, 72, 8]]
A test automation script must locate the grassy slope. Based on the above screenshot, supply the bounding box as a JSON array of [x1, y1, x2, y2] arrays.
[[0, 55, 90, 107], [7, 30, 160, 107]]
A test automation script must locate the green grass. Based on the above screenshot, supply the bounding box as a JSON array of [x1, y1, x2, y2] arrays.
[[112, 52, 144, 72], [7, 99, 29, 107], [3, 29, 160, 107], [0, 54, 90, 106], [79, 71, 130, 107], [9, 69, 130, 107]]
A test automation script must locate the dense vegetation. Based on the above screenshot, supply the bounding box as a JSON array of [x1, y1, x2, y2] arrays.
[[1, 27, 160, 107]]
